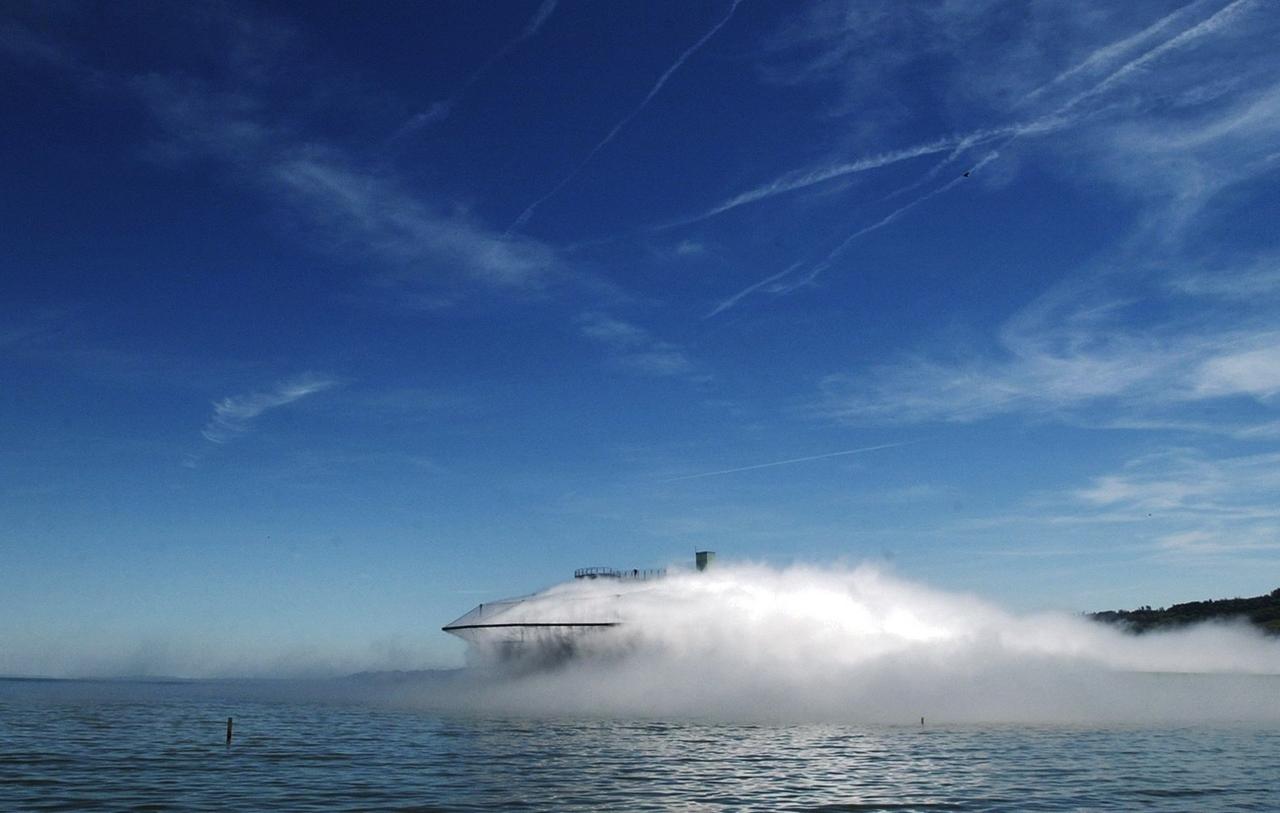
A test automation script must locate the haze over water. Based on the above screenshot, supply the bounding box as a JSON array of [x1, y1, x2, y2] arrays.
[[3, 678, 1279, 812], [6, 564, 1280, 810], [435, 563, 1280, 724]]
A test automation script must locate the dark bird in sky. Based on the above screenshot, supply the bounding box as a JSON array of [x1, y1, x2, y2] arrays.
[[963, 169, 972, 177]]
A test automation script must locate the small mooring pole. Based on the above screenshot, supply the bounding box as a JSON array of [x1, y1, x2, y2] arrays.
[[920, 716, 925, 727], [226, 717, 234, 746]]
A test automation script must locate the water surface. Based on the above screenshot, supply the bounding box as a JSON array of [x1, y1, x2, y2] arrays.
[[1, 678, 1276, 811]]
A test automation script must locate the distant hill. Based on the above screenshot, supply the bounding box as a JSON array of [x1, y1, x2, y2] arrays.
[[1089, 588, 1280, 635]]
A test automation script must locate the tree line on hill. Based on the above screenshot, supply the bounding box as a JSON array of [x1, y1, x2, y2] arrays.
[[1089, 588, 1280, 635]]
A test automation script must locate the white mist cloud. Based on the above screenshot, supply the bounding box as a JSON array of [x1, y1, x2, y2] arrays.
[[202, 374, 336, 444], [435, 563, 1280, 723]]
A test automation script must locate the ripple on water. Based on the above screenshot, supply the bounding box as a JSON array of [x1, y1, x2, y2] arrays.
[[2, 681, 1279, 812]]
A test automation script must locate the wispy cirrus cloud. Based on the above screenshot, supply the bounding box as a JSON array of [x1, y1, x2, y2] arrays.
[[1070, 449, 1280, 554], [696, 0, 1271, 316], [270, 153, 555, 292], [12, 10, 564, 307], [960, 447, 1280, 559], [576, 311, 700, 379], [202, 374, 337, 444], [676, 127, 1034, 231], [577, 312, 651, 346], [1021, 0, 1219, 104], [1049, 0, 1256, 118], [1089, 81, 1280, 239], [810, 67, 1276, 429], [129, 63, 561, 298], [817, 281, 1280, 428], [686, 9, 1077, 225], [1166, 253, 1280, 301]]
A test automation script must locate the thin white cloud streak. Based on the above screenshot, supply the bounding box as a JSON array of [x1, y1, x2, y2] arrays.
[[202, 374, 336, 444], [27, 16, 564, 303], [1021, 0, 1215, 104], [576, 311, 701, 379], [975, 448, 1280, 558], [387, 103, 451, 142], [271, 155, 556, 291], [695, 0, 1253, 229], [1075, 456, 1235, 512], [1051, 0, 1256, 117], [520, 0, 559, 39], [709, 151, 999, 316], [1195, 346, 1280, 399], [134, 82, 559, 295], [815, 151, 999, 270], [661, 440, 919, 482], [819, 283, 1280, 425], [703, 0, 1261, 317], [507, 0, 744, 233], [1158, 527, 1280, 553], [705, 261, 802, 318], [576, 311, 649, 346], [809, 61, 1280, 428], [676, 137, 967, 226], [1102, 85, 1280, 254], [674, 124, 1048, 229], [1167, 254, 1280, 300], [831, 328, 1279, 424], [391, 0, 559, 142]]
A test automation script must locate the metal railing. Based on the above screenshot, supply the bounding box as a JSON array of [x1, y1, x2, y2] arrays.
[[573, 566, 666, 581]]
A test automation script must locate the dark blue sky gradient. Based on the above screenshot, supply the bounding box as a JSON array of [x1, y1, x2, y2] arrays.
[[3, 0, 1279, 676]]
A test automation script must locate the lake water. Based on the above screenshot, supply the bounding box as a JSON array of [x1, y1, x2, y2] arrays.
[[2, 677, 1278, 811]]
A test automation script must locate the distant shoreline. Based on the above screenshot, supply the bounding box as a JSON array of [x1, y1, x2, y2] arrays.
[[1089, 588, 1280, 635]]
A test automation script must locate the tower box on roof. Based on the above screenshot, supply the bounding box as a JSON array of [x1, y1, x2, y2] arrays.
[[695, 550, 715, 571]]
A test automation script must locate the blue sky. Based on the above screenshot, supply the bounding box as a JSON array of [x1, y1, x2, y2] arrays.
[[3, 0, 1279, 676]]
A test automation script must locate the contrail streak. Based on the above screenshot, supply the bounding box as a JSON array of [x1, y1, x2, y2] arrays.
[[661, 440, 920, 482], [703, 0, 1255, 318], [520, 0, 559, 38], [508, 0, 744, 233], [821, 151, 1000, 267], [709, 152, 999, 317], [668, 116, 1065, 230], [879, 2, 1250, 221], [676, 136, 970, 226], [1021, 0, 1212, 104], [705, 261, 802, 318], [459, 0, 559, 100], [876, 117, 1059, 204], [390, 0, 559, 142], [1052, 0, 1255, 116]]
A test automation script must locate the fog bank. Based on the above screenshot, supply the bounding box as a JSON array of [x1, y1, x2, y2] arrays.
[[420, 564, 1280, 724]]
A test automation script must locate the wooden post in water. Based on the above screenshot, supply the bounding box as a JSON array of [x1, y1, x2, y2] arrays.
[[226, 717, 233, 746]]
